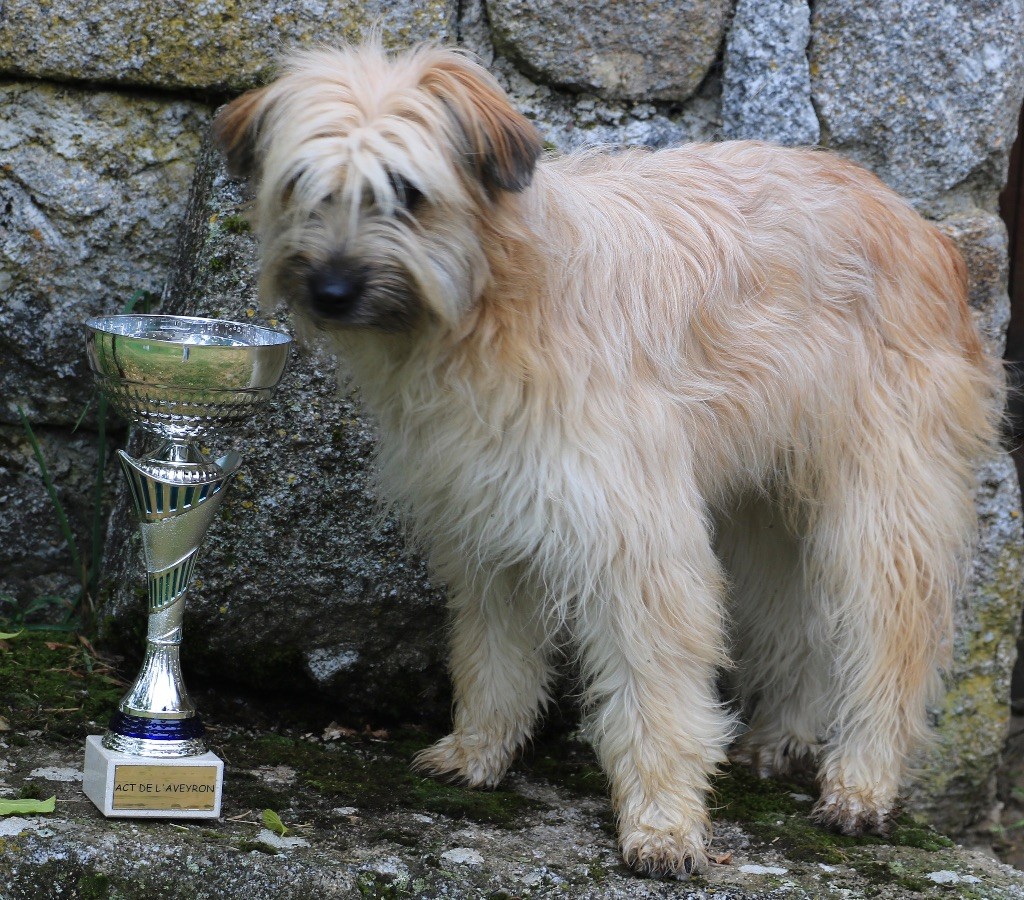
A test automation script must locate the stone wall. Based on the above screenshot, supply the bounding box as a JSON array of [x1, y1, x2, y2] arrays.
[[3, 0, 1024, 838]]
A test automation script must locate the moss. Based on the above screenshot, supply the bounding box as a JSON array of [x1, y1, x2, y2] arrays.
[[234, 839, 279, 855], [521, 735, 608, 798], [218, 771, 290, 814], [367, 826, 424, 847], [711, 765, 954, 867], [920, 539, 1023, 817], [18, 782, 50, 801], [223, 731, 544, 826], [888, 819, 954, 852], [857, 860, 935, 894], [6, 861, 144, 900], [0, 631, 124, 740], [78, 873, 112, 899], [356, 870, 412, 899]]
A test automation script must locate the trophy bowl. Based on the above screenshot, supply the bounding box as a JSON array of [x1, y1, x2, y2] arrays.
[[85, 314, 291, 443]]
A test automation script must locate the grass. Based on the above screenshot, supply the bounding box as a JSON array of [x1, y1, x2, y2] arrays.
[[12, 408, 96, 633], [17, 405, 85, 598]]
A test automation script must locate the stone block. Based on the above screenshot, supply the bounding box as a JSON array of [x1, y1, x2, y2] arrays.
[[915, 452, 1024, 831], [0, 0, 455, 91], [723, 0, 820, 146], [0, 421, 120, 612], [487, 0, 730, 102], [810, 0, 1024, 201]]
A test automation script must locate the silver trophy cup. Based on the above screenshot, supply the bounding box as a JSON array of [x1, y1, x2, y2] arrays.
[[84, 314, 290, 764]]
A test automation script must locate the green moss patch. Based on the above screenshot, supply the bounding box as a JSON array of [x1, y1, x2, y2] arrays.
[[222, 731, 544, 826], [713, 763, 954, 872], [221, 214, 251, 234], [0, 631, 124, 740]]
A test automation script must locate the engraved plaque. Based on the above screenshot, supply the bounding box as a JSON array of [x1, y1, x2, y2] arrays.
[[112, 764, 219, 811]]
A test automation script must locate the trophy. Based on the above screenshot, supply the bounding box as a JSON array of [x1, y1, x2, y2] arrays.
[[81, 314, 290, 818]]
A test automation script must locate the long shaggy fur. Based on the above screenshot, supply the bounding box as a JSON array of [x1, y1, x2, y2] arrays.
[[215, 42, 1003, 877]]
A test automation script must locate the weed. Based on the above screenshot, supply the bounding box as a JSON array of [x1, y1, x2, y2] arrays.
[[222, 213, 251, 234]]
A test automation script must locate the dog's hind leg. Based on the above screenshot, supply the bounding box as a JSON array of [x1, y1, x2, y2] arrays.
[[414, 565, 554, 788], [806, 433, 966, 835], [718, 496, 828, 778], [575, 510, 734, 877]]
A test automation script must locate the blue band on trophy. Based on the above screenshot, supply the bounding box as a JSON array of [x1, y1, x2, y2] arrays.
[[109, 711, 206, 741]]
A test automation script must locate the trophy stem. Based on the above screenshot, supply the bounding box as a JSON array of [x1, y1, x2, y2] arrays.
[[103, 442, 240, 758]]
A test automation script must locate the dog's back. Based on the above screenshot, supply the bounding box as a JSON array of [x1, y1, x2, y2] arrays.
[[499, 142, 999, 501]]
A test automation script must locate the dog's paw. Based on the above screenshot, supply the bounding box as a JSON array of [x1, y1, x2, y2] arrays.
[[620, 824, 708, 878], [811, 787, 897, 836], [411, 732, 510, 789], [730, 732, 818, 779]]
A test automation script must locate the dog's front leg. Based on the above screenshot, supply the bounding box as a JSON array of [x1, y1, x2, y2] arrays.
[[414, 566, 553, 788], [578, 539, 732, 878]]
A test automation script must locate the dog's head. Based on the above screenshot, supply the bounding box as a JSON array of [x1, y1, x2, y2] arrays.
[[214, 43, 543, 335]]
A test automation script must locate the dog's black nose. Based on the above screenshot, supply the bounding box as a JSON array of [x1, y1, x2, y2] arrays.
[[308, 266, 366, 319]]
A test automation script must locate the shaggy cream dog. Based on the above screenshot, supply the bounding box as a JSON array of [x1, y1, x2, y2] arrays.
[[215, 43, 1001, 876]]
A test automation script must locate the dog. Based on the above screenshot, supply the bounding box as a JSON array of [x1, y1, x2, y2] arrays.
[[214, 42, 1002, 876]]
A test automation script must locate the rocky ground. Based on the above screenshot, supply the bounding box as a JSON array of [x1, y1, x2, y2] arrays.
[[2, 632, 1024, 899]]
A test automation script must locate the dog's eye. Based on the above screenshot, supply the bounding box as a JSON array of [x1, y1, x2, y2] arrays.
[[282, 173, 301, 204], [388, 173, 424, 213]]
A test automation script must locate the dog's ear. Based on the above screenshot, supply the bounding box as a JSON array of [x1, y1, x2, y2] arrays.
[[213, 87, 272, 179], [421, 54, 543, 195]]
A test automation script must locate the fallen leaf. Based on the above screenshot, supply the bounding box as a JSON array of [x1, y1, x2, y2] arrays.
[[709, 851, 734, 865], [0, 796, 55, 816], [262, 808, 288, 837]]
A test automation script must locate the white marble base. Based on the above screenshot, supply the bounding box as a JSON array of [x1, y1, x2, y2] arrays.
[[83, 735, 223, 818]]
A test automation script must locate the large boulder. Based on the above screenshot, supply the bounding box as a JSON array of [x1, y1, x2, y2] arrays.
[[911, 212, 1024, 830], [919, 451, 1024, 831], [0, 425, 114, 610], [0, 80, 208, 609], [6, 628, 1024, 898], [0, 81, 209, 427], [0, 0, 455, 91]]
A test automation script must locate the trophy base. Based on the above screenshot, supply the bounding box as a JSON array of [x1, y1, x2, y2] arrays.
[[83, 735, 223, 818]]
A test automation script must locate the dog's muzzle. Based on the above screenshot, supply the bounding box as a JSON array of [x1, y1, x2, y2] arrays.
[[307, 263, 367, 321]]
